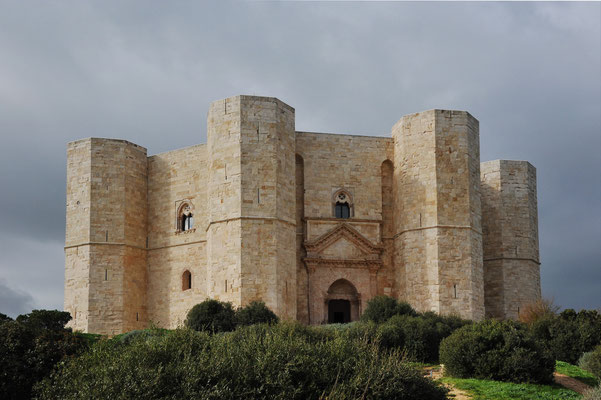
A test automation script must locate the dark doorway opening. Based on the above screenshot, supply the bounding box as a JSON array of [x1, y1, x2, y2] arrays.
[[328, 299, 351, 323]]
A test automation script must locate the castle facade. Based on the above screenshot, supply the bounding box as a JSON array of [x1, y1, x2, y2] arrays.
[[64, 95, 541, 335]]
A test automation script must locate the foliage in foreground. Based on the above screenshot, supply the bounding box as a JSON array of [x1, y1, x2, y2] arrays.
[[441, 377, 581, 400], [185, 299, 278, 333], [556, 360, 599, 387], [0, 310, 89, 400], [582, 383, 601, 400], [439, 319, 555, 384], [529, 308, 601, 364], [360, 295, 417, 323], [35, 323, 448, 400], [579, 345, 601, 379], [352, 295, 470, 363]]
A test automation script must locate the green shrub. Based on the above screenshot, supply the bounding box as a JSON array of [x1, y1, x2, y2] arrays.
[[117, 328, 169, 345], [185, 299, 236, 333], [440, 319, 554, 384], [0, 310, 88, 400], [530, 309, 601, 364], [236, 301, 278, 326], [579, 345, 601, 378], [583, 383, 601, 400], [360, 295, 417, 323], [0, 313, 12, 324], [35, 323, 448, 400], [375, 313, 471, 363], [16, 309, 72, 331]]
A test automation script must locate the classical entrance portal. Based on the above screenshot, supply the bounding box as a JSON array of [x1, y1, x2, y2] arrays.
[[325, 279, 360, 323]]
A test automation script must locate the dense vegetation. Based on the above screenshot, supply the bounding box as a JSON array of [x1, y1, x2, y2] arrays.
[[579, 345, 601, 379], [185, 299, 279, 333], [0, 310, 93, 400], [439, 319, 555, 383], [2, 297, 599, 399], [529, 308, 601, 364], [35, 323, 448, 400]]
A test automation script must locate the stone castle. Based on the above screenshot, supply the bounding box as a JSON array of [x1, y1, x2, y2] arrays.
[[64, 95, 541, 335]]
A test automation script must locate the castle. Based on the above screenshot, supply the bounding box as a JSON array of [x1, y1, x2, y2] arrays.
[[64, 95, 541, 335]]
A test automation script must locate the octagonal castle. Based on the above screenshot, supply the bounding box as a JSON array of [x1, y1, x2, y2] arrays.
[[64, 95, 541, 335]]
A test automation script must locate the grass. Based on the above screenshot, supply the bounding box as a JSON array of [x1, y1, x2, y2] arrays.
[[441, 377, 581, 400], [556, 360, 599, 387]]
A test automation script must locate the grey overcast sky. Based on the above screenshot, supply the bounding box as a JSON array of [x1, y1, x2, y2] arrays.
[[0, 1, 599, 318]]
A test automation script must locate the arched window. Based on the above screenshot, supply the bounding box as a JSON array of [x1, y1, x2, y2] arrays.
[[182, 270, 192, 291], [177, 202, 194, 232], [333, 190, 353, 219]]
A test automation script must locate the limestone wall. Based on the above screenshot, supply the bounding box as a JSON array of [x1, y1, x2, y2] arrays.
[[147, 144, 209, 328], [481, 160, 540, 319], [65, 138, 148, 335], [296, 132, 395, 321], [392, 110, 484, 320]]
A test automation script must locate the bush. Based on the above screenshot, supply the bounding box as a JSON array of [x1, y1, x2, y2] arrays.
[[360, 295, 417, 323], [116, 328, 170, 345], [35, 323, 448, 400], [375, 312, 471, 363], [236, 301, 279, 326], [579, 345, 601, 378], [440, 319, 554, 384], [583, 383, 601, 400], [530, 309, 601, 364], [518, 297, 559, 324], [16, 309, 72, 331], [185, 299, 236, 333], [0, 310, 88, 400]]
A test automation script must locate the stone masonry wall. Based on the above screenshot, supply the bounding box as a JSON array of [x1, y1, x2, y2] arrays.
[[481, 160, 540, 319], [65, 138, 148, 335], [392, 110, 484, 320], [147, 144, 209, 328]]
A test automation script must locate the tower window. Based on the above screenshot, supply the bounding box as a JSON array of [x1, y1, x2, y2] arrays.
[[182, 213, 194, 231], [177, 202, 195, 233], [333, 190, 353, 219], [182, 270, 192, 291], [335, 202, 350, 219]]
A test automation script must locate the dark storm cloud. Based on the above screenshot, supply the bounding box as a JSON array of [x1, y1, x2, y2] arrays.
[[0, 279, 36, 318], [0, 1, 599, 316]]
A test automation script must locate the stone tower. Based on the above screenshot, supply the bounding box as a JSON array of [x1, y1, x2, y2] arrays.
[[64, 138, 148, 335], [206, 96, 297, 318], [481, 160, 540, 319], [392, 110, 484, 320]]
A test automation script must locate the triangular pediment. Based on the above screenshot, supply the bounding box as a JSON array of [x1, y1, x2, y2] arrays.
[[321, 236, 367, 258], [304, 223, 382, 257]]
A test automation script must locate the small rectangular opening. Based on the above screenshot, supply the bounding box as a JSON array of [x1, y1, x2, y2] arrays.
[[453, 284, 457, 299], [105, 231, 108, 241], [105, 269, 108, 281], [225, 279, 228, 293], [136, 312, 139, 321]]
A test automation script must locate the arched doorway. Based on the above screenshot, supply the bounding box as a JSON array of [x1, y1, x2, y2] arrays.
[[325, 279, 360, 323]]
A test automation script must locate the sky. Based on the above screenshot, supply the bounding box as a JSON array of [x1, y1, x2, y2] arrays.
[[0, 1, 599, 318]]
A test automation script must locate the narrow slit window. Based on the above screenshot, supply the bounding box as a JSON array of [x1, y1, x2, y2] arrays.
[[453, 284, 457, 299], [105, 269, 108, 281], [182, 270, 192, 291], [225, 280, 228, 293]]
